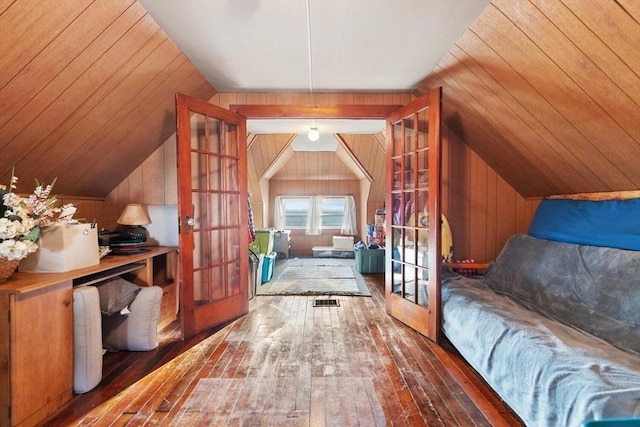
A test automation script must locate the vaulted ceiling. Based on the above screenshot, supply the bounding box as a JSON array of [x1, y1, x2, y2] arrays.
[[1, 0, 638, 198]]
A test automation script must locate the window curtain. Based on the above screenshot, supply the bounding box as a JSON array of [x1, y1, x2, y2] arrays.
[[273, 196, 285, 229], [305, 196, 322, 235], [341, 195, 358, 235]]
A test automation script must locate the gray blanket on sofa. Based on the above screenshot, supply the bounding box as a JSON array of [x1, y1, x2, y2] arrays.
[[441, 234, 640, 427]]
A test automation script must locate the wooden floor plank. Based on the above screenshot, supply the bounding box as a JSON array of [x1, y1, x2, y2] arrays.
[[45, 266, 523, 427]]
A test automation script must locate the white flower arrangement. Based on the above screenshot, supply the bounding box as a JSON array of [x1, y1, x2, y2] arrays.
[[0, 172, 74, 261]]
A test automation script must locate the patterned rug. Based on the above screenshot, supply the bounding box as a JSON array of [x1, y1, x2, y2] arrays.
[[257, 257, 371, 296]]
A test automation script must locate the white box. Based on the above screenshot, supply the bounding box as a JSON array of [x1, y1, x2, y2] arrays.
[[332, 236, 354, 250], [19, 223, 100, 273]]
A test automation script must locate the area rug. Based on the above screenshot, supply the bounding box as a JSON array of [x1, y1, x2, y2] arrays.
[[257, 257, 371, 296]]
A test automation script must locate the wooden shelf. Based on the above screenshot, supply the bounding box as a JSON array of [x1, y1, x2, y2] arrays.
[[0, 247, 177, 295], [73, 263, 147, 286]]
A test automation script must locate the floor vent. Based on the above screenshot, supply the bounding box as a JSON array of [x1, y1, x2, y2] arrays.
[[313, 298, 340, 307]]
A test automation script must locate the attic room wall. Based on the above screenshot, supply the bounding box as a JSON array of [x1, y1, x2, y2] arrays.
[[442, 126, 539, 262], [269, 179, 360, 256], [246, 133, 296, 229], [102, 132, 177, 230], [339, 133, 387, 232]]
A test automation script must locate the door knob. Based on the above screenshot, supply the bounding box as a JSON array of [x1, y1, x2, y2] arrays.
[[184, 216, 195, 233]]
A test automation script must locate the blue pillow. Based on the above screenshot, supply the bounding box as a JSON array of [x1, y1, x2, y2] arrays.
[[528, 198, 640, 251]]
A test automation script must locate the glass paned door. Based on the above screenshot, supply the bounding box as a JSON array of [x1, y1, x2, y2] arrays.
[[176, 93, 248, 339], [386, 88, 442, 342]]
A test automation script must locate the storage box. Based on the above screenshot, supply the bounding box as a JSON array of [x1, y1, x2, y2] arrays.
[[332, 236, 354, 250], [312, 246, 355, 258], [19, 223, 100, 273], [582, 420, 640, 427], [261, 252, 276, 283], [254, 229, 274, 254], [355, 247, 386, 273]]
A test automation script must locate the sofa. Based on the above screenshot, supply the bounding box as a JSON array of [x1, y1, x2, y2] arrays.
[[440, 197, 640, 426]]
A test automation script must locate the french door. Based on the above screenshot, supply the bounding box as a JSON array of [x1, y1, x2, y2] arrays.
[[176, 93, 249, 339], [385, 88, 442, 342]]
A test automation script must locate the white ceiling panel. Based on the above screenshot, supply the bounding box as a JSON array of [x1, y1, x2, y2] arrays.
[[139, 0, 490, 92]]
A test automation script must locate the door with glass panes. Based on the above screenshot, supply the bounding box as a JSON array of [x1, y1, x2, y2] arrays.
[[385, 88, 442, 342], [176, 93, 249, 339]]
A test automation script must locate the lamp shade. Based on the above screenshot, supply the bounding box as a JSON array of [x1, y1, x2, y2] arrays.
[[117, 204, 151, 226]]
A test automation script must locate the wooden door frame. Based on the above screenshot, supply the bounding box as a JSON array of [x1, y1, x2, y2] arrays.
[[230, 103, 404, 237]]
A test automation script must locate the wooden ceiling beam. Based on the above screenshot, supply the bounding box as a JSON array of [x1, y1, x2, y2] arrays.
[[230, 104, 402, 119]]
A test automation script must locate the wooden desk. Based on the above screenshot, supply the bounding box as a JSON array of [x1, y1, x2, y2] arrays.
[[0, 247, 177, 427]]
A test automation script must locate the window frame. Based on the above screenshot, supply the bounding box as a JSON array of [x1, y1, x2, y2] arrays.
[[279, 195, 348, 231]]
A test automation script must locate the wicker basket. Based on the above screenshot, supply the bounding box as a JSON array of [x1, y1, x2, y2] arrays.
[[0, 257, 20, 283]]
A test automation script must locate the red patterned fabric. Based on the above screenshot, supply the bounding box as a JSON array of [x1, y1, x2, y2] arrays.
[[248, 196, 255, 243]]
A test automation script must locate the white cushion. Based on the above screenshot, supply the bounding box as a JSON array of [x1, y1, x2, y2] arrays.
[[72, 286, 103, 393], [102, 286, 162, 351]]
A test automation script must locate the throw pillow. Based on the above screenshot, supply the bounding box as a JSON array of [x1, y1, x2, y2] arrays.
[[96, 277, 140, 315]]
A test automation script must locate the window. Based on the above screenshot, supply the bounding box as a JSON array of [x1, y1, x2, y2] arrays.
[[321, 197, 345, 228], [276, 196, 354, 234], [282, 197, 310, 229]]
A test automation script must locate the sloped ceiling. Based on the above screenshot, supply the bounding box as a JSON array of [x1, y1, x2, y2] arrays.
[[0, 0, 215, 197], [416, 0, 640, 197], [1, 0, 638, 199]]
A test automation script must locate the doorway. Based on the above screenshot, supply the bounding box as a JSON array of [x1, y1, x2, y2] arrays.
[[231, 104, 401, 256]]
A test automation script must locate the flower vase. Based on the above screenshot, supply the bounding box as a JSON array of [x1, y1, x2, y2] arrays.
[[0, 257, 20, 282]]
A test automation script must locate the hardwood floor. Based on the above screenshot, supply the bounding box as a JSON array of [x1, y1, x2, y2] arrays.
[[46, 271, 522, 426]]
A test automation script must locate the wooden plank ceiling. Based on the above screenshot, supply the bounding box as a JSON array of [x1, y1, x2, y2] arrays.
[[416, 0, 640, 197], [0, 0, 215, 197], [1, 0, 638, 199]]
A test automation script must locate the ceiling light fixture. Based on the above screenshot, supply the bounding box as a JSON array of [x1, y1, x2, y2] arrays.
[[305, 0, 318, 142], [308, 126, 319, 141]]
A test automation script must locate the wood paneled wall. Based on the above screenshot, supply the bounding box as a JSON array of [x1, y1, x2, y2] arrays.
[[442, 127, 540, 263], [340, 133, 388, 227], [269, 179, 360, 256], [247, 133, 293, 222], [102, 133, 177, 230]]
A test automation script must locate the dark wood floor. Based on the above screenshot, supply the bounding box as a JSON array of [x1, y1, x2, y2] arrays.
[[46, 270, 522, 426]]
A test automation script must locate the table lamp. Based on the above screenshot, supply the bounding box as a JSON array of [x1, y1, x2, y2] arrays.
[[117, 203, 151, 242]]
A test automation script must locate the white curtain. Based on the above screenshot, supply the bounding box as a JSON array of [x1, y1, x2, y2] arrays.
[[305, 196, 323, 235], [273, 197, 285, 229], [341, 195, 358, 235]]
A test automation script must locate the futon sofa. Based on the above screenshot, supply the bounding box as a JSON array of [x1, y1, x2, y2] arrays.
[[441, 198, 640, 426]]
